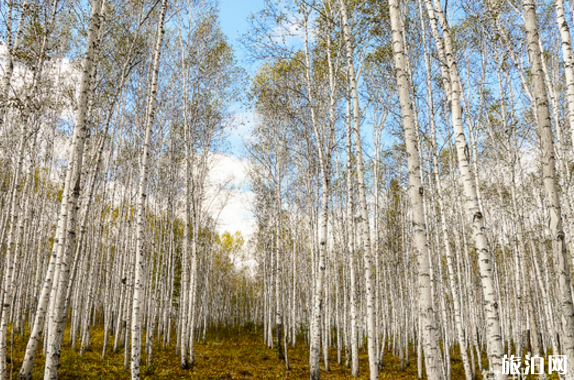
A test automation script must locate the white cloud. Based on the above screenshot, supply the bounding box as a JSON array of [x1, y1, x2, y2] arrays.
[[0, 41, 81, 183], [0, 40, 258, 248], [217, 192, 255, 236], [267, 10, 317, 50], [228, 110, 258, 150], [205, 153, 255, 237]]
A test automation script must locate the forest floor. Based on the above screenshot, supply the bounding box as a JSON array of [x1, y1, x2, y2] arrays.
[[5, 324, 492, 379]]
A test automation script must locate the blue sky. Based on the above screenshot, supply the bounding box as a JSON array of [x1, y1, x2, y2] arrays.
[[218, 0, 264, 66], [218, 0, 265, 155], [213, 0, 266, 236]]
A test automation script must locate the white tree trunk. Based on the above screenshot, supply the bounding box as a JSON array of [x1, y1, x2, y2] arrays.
[[555, 0, 574, 148], [338, 2, 378, 378], [423, 0, 506, 376], [300, 5, 334, 378], [16, 1, 104, 379], [0, 127, 26, 380], [388, 0, 442, 378], [522, 1, 574, 379], [131, 1, 168, 378]]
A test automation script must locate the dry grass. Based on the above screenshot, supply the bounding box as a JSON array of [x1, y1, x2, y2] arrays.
[[3, 324, 546, 379]]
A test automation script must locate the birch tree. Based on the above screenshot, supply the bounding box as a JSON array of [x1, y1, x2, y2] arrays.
[[521, 1, 574, 379], [131, 0, 168, 378], [15, 1, 106, 378], [338, 2, 378, 378], [421, 0, 506, 376], [388, 0, 442, 378]]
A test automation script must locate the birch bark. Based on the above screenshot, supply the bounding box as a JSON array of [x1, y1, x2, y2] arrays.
[[416, 2, 472, 377], [422, 0, 506, 376], [17, 1, 104, 378], [521, 1, 574, 378], [131, 1, 168, 378], [301, 4, 335, 378], [0, 124, 26, 380], [345, 92, 360, 378], [338, 2, 378, 378], [388, 1, 443, 378], [555, 0, 574, 148]]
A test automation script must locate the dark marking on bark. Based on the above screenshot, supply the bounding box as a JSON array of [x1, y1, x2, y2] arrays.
[[473, 211, 483, 222]]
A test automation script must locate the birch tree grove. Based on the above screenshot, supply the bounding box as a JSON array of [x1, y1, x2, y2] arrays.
[[5, 0, 574, 379]]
